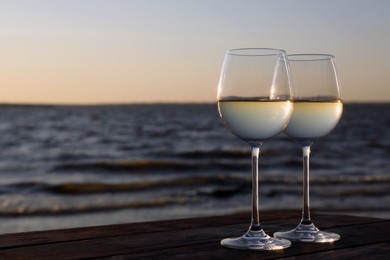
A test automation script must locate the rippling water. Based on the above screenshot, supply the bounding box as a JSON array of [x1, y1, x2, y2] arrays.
[[0, 103, 388, 233]]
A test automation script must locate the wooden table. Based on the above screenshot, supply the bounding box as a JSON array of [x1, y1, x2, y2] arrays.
[[0, 210, 389, 259]]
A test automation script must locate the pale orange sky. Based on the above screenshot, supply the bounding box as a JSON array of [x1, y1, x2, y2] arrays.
[[0, 0, 389, 104]]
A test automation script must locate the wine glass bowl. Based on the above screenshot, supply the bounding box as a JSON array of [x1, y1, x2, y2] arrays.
[[274, 54, 343, 243], [217, 48, 293, 250]]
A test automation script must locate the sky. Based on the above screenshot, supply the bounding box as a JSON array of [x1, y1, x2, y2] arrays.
[[0, 0, 389, 104]]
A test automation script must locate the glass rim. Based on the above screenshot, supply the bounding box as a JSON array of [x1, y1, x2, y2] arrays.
[[287, 54, 335, 61], [227, 48, 286, 56]]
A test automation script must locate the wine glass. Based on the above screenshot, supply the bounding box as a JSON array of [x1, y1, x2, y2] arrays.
[[217, 48, 293, 250], [274, 54, 343, 243]]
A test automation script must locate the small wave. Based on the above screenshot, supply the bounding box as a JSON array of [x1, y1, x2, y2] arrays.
[[0, 197, 197, 217], [177, 148, 290, 160], [261, 175, 390, 185], [310, 175, 390, 184], [178, 149, 249, 159], [3, 177, 245, 196], [51, 160, 206, 172], [262, 187, 390, 198], [50, 159, 251, 173], [45, 175, 249, 195], [2, 174, 390, 196]]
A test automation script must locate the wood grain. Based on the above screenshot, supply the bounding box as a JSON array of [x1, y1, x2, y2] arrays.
[[0, 210, 388, 259]]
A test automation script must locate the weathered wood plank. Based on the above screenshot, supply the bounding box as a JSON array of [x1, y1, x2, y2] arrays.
[[0, 210, 296, 249], [0, 214, 388, 259], [0, 210, 382, 250], [285, 242, 390, 259]]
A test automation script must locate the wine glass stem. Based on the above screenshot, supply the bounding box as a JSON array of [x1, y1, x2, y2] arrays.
[[301, 145, 312, 225], [250, 146, 262, 231]]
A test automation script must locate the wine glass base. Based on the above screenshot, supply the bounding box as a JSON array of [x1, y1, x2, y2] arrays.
[[274, 223, 340, 243], [221, 229, 291, 251]]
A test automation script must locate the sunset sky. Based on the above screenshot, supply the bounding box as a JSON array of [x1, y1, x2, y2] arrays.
[[0, 0, 389, 104]]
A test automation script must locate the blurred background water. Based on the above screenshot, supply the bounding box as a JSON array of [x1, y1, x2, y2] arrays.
[[0, 103, 388, 233]]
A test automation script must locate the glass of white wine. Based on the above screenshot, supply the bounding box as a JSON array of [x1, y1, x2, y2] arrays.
[[274, 54, 343, 243], [217, 48, 293, 250]]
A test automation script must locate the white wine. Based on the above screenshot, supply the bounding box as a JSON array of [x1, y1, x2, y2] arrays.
[[284, 100, 343, 140], [218, 100, 292, 142]]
